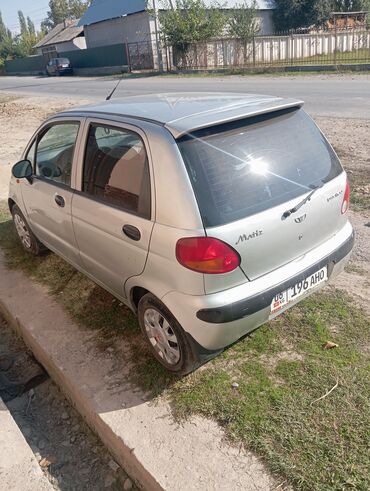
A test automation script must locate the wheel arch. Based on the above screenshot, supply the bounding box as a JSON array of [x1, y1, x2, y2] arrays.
[[8, 198, 16, 212], [130, 286, 150, 313]]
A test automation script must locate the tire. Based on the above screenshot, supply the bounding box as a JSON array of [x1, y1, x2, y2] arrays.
[[138, 293, 199, 375], [11, 205, 47, 256]]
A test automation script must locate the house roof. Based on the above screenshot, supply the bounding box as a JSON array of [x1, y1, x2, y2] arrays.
[[35, 19, 84, 48], [56, 92, 302, 139], [78, 0, 146, 26], [78, 0, 276, 27]]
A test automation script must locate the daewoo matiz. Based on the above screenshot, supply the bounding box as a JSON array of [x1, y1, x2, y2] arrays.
[[9, 93, 354, 374]]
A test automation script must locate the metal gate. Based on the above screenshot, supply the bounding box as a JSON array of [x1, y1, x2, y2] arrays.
[[127, 42, 154, 70]]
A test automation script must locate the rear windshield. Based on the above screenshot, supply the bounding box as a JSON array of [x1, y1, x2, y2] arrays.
[[178, 108, 342, 227], [56, 58, 70, 64]]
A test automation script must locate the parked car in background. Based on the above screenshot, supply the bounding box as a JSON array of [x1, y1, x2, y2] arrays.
[[46, 57, 73, 76], [8, 93, 354, 374]]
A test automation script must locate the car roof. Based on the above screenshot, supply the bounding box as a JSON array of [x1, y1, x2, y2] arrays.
[[57, 92, 303, 138]]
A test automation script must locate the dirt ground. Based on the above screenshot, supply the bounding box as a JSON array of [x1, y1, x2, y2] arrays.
[[0, 95, 369, 311]]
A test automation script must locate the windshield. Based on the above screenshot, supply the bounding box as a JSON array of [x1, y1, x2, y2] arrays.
[[56, 58, 70, 64], [178, 108, 342, 227]]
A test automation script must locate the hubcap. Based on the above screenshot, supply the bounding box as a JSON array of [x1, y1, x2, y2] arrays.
[[14, 214, 31, 249], [143, 308, 180, 365]]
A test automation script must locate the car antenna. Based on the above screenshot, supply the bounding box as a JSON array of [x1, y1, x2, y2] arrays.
[[106, 74, 124, 101]]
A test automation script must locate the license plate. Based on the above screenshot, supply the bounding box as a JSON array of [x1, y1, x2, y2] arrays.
[[270, 266, 328, 315]]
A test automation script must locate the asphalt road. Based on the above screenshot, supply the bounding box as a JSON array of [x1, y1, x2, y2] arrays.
[[0, 73, 369, 118]]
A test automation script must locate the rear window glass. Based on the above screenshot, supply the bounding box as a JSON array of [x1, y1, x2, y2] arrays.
[[56, 58, 70, 64], [177, 108, 342, 227]]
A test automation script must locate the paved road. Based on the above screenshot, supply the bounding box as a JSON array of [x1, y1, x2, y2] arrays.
[[0, 73, 369, 118]]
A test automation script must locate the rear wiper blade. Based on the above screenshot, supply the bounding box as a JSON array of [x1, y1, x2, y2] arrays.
[[282, 182, 324, 219]]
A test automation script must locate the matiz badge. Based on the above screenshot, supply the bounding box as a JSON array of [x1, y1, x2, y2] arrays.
[[235, 230, 263, 245]]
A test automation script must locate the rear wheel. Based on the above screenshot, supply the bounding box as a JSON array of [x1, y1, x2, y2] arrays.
[[12, 205, 47, 256], [138, 294, 198, 375]]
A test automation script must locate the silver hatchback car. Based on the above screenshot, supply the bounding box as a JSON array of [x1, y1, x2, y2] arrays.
[[9, 93, 354, 374]]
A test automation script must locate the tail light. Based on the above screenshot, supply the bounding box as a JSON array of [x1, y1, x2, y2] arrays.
[[341, 179, 350, 214], [176, 237, 240, 274]]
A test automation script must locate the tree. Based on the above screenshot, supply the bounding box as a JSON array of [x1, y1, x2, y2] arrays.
[[273, 0, 332, 31], [42, 0, 90, 30], [18, 11, 28, 35], [273, 0, 370, 31], [69, 0, 91, 18], [159, 0, 226, 64], [0, 11, 10, 42], [27, 17, 36, 37], [331, 1, 368, 9], [228, 1, 259, 39], [227, 1, 259, 64]]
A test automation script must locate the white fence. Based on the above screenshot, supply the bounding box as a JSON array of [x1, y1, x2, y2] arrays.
[[173, 28, 370, 69]]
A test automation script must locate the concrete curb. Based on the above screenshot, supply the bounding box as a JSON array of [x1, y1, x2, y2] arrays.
[[0, 250, 276, 491], [0, 396, 53, 491]]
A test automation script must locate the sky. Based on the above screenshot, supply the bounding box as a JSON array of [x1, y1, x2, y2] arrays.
[[0, 0, 50, 33]]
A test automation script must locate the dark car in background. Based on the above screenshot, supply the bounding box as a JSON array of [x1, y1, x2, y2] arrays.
[[46, 58, 73, 76]]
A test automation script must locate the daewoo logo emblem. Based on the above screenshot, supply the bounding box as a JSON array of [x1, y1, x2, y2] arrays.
[[295, 214, 307, 224]]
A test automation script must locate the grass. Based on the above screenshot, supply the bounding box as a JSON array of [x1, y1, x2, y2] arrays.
[[1, 201, 369, 489], [345, 262, 367, 275], [291, 48, 370, 65], [350, 191, 370, 211], [168, 294, 370, 491]]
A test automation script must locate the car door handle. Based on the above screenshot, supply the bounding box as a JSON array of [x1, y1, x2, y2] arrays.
[[122, 224, 141, 241], [54, 194, 65, 208]]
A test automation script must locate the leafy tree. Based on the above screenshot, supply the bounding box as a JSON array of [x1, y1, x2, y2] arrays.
[[227, 1, 259, 63], [0, 9, 44, 66], [27, 17, 36, 37], [273, 0, 370, 31], [69, 0, 91, 18], [159, 0, 226, 63], [18, 11, 28, 35], [42, 0, 90, 30], [228, 1, 259, 39], [331, 0, 368, 9], [0, 11, 10, 42], [273, 0, 332, 31]]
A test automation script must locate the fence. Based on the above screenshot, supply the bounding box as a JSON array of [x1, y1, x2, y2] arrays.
[[5, 55, 45, 74], [172, 27, 370, 69], [5, 43, 128, 74]]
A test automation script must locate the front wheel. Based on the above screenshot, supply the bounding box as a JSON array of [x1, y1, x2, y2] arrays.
[[138, 294, 199, 375]]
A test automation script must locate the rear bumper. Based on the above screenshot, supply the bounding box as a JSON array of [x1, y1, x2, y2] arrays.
[[161, 222, 354, 351], [58, 68, 73, 75], [197, 230, 354, 324]]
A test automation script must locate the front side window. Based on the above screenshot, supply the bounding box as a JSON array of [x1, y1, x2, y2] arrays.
[[35, 123, 80, 187], [83, 123, 151, 218]]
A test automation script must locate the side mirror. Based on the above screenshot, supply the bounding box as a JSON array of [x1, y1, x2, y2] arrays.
[[12, 160, 33, 181]]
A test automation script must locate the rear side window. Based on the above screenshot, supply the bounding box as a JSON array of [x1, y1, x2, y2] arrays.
[[178, 108, 342, 227], [35, 123, 80, 187], [83, 124, 151, 218]]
